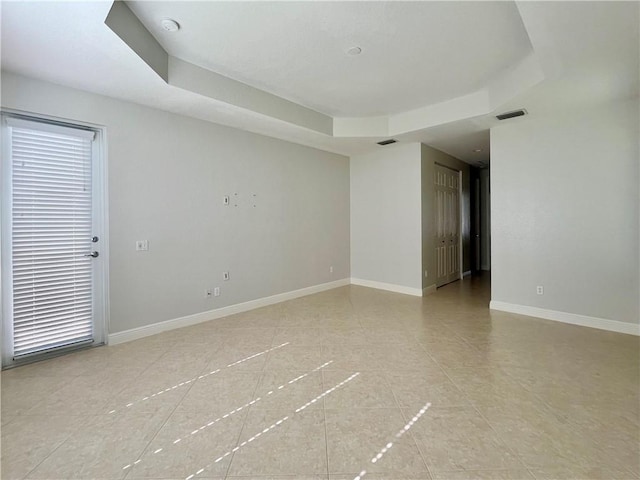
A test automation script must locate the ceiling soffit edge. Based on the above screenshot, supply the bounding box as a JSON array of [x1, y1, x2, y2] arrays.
[[105, 1, 549, 140], [105, 1, 168, 81]]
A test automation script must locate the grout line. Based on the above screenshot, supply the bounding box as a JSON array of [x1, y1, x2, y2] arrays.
[[352, 402, 432, 480], [221, 367, 263, 480], [386, 375, 435, 480], [18, 353, 170, 479], [121, 360, 334, 475], [223, 324, 283, 479], [421, 346, 536, 478], [185, 371, 361, 480], [122, 366, 203, 480], [495, 366, 636, 477], [111, 342, 289, 415], [19, 416, 89, 480], [122, 342, 239, 479], [321, 367, 331, 479]]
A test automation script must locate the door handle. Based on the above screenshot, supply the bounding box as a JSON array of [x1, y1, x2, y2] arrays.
[[84, 251, 99, 258]]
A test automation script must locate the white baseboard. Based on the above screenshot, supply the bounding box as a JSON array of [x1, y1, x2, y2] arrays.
[[109, 278, 351, 345], [489, 301, 640, 336], [463, 270, 472, 278], [350, 277, 423, 297], [423, 284, 437, 296]]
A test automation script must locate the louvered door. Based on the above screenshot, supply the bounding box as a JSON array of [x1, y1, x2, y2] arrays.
[[2, 115, 105, 365]]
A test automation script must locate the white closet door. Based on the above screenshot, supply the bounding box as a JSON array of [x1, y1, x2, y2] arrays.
[[434, 164, 461, 288]]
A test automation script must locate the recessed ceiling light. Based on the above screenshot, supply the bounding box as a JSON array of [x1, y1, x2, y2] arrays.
[[161, 18, 180, 32], [346, 46, 362, 56], [473, 148, 482, 153]]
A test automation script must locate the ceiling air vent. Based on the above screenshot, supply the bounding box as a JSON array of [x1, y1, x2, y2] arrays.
[[377, 139, 397, 146], [496, 109, 527, 121]]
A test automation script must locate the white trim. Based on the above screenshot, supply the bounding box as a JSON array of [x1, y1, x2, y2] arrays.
[[109, 278, 350, 345], [93, 126, 110, 347], [350, 278, 423, 297], [463, 270, 472, 278], [489, 301, 640, 336], [423, 284, 437, 296], [1, 116, 14, 365]]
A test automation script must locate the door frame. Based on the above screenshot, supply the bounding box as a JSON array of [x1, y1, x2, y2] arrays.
[[0, 109, 110, 367], [457, 169, 463, 280]]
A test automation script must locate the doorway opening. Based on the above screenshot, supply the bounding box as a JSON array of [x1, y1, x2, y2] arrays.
[[470, 165, 491, 276]]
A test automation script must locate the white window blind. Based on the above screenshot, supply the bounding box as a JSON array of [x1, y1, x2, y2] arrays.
[[8, 118, 96, 358]]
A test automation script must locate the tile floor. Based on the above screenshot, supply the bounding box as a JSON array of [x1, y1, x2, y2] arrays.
[[1, 276, 639, 480]]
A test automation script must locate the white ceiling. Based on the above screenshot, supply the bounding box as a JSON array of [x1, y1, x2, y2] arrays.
[[127, 1, 532, 117], [1, 1, 638, 165]]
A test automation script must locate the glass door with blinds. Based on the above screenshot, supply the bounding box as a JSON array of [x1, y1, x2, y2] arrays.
[[1, 114, 106, 366]]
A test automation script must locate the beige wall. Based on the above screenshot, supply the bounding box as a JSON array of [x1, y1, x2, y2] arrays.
[[491, 98, 639, 324], [351, 142, 471, 294], [1, 72, 351, 334], [350, 143, 423, 291]]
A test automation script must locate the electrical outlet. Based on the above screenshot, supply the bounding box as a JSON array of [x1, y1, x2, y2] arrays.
[[205, 289, 212, 298], [214, 287, 221, 297], [223, 271, 230, 281], [223, 195, 230, 206], [329, 266, 333, 273], [424, 270, 428, 278], [135, 240, 149, 251], [536, 285, 544, 295]]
